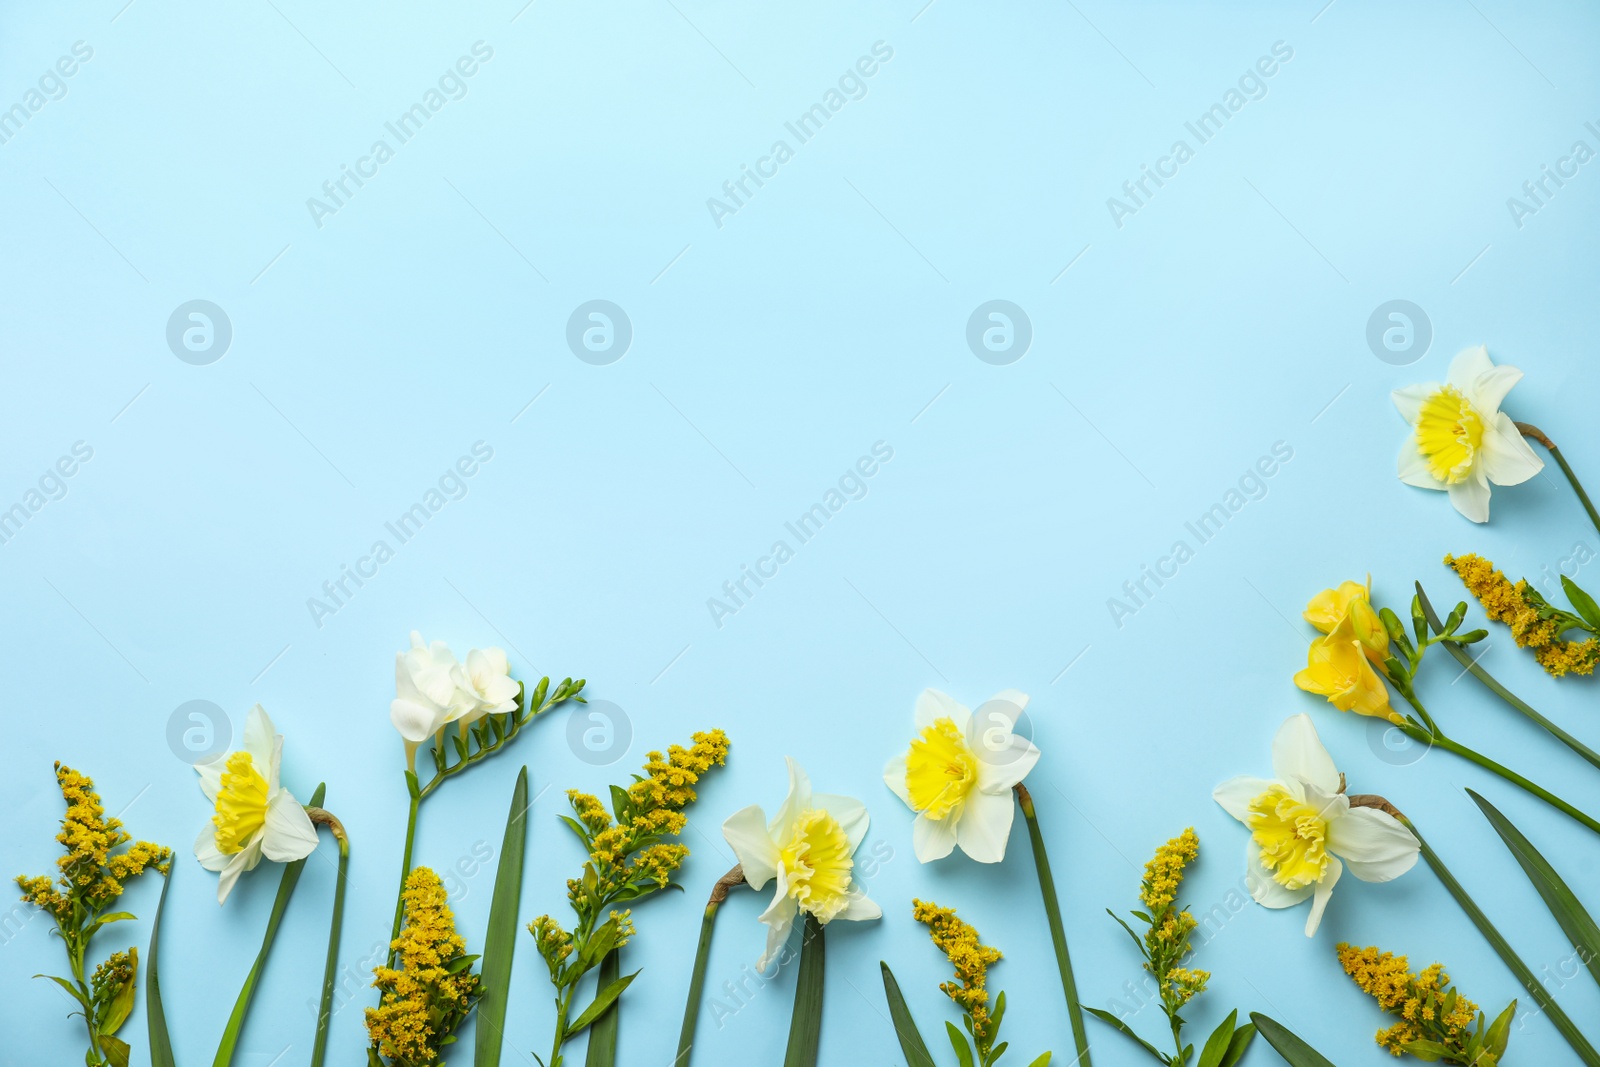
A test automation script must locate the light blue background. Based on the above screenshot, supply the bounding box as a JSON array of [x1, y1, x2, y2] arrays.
[[3, 1, 1599, 1064]]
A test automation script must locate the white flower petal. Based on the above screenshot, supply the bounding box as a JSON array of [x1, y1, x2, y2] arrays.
[[195, 755, 225, 804], [1392, 382, 1436, 424], [769, 758, 814, 840], [883, 753, 912, 807], [813, 793, 869, 851], [1303, 855, 1342, 936], [1448, 473, 1492, 523], [722, 804, 778, 889], [975, 741, 1041, 794], [914, 689, 971, 734], [837, 890, 881, 922], [1481, 412, 1543, 487], [1446, 345, 1494, 392], [912, 813, 958, 863], [1212, 775, 1276, 824], [756, 886, 797, 973], [1271, 714, 1341, 795], [391, 698, 442, 743], [243, 705, 275, 772], [1328, 807, 1419, 882], [1466, 360, 1522, 415], [987, 689, 1030, 713], [1245, 841, 1313, 909], [194, 825, 228, 872], [216, 841, 263, 905], [261, 790, 320, 863], [1399, 443, 1448, 490], [953, 790, 1014, 863], [965, 699, 1040, 793]]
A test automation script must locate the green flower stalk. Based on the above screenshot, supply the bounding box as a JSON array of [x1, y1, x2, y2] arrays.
[[529, 730, 730, 1067], [1014, 783, 1092, 1067], [674, 865, 746, 1067], [15, 762, 172, 1067], [1517, 421, 1600, 540]]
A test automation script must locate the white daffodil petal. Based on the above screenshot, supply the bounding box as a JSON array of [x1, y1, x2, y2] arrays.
[[195, 755, 225, 804], [1271, 714, 1341, 795], [1399, 445, 1448, 490], [1446, 345, 1494, 391], [914, 689, 971, 734], [261, 790, 320, 863], [1469, 363, 1523, 415], [987, 689, 1030, 714], [194, 825, 228, 872], [1392, 383, 1435, 424], [1328, 807, 1419, 882], [756, 887, 797, 973], [1448, 474, 1492, 523], [243, 705, 275, 771], [770, 758, 814, 841], [216, 841, 264, 905], [1245, 841, 1313, 909], [1482, 413, 1543, 487], [391, 699, 441, 744], [912, 813, 959, 863], [1303, 855, 1343, 936], [1212, 775, 1276, 824], [953, 790, 1014, 863], [883, 753, 912, 806], [975, 741, 1041, 794], [838, 891, 882, 921], [814, 793, 870, 851], [722, 804, 779, 889]]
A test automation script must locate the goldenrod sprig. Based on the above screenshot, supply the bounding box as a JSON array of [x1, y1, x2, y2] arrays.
[[528, 730, 730, 1067], [1446, 553, 1600, 677], [366, 866, 481, 1066], [909, 899, 1049, 1067], [1087, 829, 1254, 1067], [1337, 943, 1514, 1065], [14, 763, 172, 1067]]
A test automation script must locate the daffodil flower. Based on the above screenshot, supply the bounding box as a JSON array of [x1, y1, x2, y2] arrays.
[[883, 688, 1040, 863], [1213, 714, 1418, 936], [722, 758, 881, 971], [1392, 345, 1543, 522], [194, 705, 319, 903]]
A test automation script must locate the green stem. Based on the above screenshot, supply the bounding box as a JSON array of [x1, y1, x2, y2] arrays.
[[1416, 582, 1600, 773], [675, 867, 745, 1067], [70, 939, 104, 1064], [389, 789, 420, 952], [1519, 422, 1600, 539], [213, 782, 327, 1067], [782, 915, 826, 1067], [1403, 817, 1600, 1067], [308, 809, 349, 1067], [1015, 783, 1092, 1067]]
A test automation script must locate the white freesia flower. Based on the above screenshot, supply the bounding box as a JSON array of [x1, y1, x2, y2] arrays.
[[1392, 345, 1543, 522], [1213, 714, 1419, 936], [722, 758, 881, 971], [389, 631, 504, 769], [883, 688, 1040, 863], [461, 647, 519, 724], [194, 705, 319, 904]]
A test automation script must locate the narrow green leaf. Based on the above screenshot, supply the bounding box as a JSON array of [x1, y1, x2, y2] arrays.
[[945, 1021, 976, 1067], [147, 869, 176, 1067], [782, 916, 826, 1067], [675, 902, 724, 1067], [98, 946, 139, 1035], [1083, 1007, 1166, 1063], [476, 767, 531, 1067], [1485, 1000, 1516, 1059], [568, 971, 639, 1035], [1024, 1055, 1052, 1067], [879, 963, 936, 1067], [1469, 789, 1600, 990], [310, 805, 350, 1067], [1561, 576, 1600, 631], [35, 974, 90, 1009], [583, 950, 622, 1067], [1196, 1010, 1237, 1067], [1018, 788, 1092, 1067], [1220, 1024, 1256, 1067], [1249, 1014, 1336, 1067], [213, 781, 326, 1067], [102, 1034, 131, 1067]]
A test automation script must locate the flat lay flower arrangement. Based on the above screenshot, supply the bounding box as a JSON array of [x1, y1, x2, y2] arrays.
[[14, 349, 1600, 1067]]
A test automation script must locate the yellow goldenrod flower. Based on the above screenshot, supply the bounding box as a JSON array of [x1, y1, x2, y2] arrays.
[[367, 867, 480, 1066], [1141, 828, 1199, 912], [1392, 346, 1542, 522], [913, 900, 1003, 1043], [723, 758, 881, 971], [1214, 716, 1418, 936], [1337, 943, 1508, 1063], [883, 689, 1040, 863], [1447, 553, 1600, 678]]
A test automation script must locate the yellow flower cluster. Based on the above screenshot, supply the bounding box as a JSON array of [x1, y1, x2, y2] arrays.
[[568, 790, 612, 833], [528, 915, 574, 966], [367, 867, 479, 1066], [1337, 944, 1481, 1058], [14, 764, 170, 920], [1448, 553, 1600, 677], [912, 899, 1003, 1043], [627, 729, 731, 810], [1139, 831, 1208, 1009], [1140, 827, 1199, 911]]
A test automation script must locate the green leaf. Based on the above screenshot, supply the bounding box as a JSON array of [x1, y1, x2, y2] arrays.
[[1249, 1014, 1336, 1067], [1196, 1010, 1237, 1067], [1018, 795, 1092, 1067], [1084, 1006, 1166, 1063], [1485, 1000, 1517, 1059], [98, 946, 139, 1035], [147, 869, 176, 1067], [1562, 576, 1600, 631], [567, 970, 638, 1035], [584, 950, 622, 1067], [1220, 1024, 1256, 1067], [945, 1021, 976, 1067], [1399, 1038, 1448, 1061], [675, 900, 727, 1067], [1469, 789, 1600, 991], [782, 916, 825, 1067], [477, 767, 532, 1067], [557, 815, 592, 849], [879, 963, 937, 1067], [35, 973, 90, 1010], [213, 781, 326, 1067], [88, 912, 138, 933], [1024, 1056, 1052, 1067], [101, 1034, 130, 1067], [609, 784, 632, 822]]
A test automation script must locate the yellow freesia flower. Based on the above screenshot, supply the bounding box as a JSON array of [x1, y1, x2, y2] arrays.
[[1295, 609, 1400, 723], [1302, 577, 1389, 662]]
